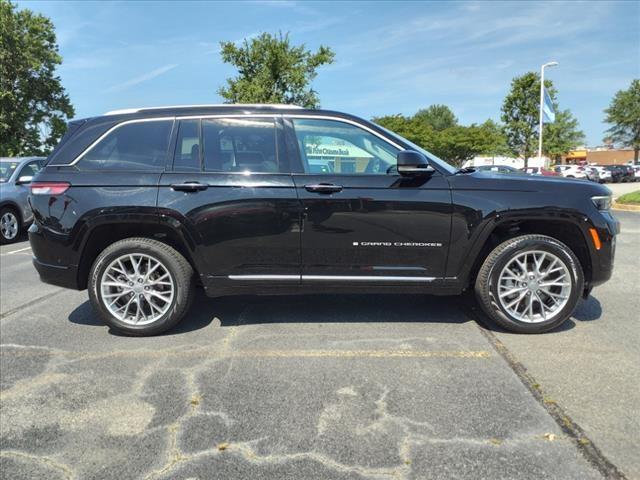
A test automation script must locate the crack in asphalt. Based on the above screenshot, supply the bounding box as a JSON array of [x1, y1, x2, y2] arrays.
[[0, 289, 64, 320], [0, 450, 74, 480]]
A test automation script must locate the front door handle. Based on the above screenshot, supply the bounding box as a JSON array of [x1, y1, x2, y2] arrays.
[[170, 182, 209, 192], [304, 183, 343, 194]]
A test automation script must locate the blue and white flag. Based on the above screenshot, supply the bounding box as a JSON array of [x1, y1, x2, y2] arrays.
[[542, 88, 555, 123]]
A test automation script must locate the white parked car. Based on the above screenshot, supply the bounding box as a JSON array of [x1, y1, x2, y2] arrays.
[[591, 166, 612, 183], [554, 165, 588, 180]]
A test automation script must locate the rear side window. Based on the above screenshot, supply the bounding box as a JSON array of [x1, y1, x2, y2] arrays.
[[174, 120, 200, 171], [78, 120, 173, 171], [20, 161, 42, 177], [202, 118, 279, 173]]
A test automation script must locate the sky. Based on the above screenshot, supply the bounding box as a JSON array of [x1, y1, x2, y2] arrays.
[[18, 0, 640, 146]]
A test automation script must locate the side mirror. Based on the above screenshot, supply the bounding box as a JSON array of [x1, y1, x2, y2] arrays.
[[397, 150, 434, 176], [16, 175, 33, 185]]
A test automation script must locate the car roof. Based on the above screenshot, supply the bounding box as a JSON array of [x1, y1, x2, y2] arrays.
[[71, 104, 371, 128], [103, 104, 304, 116], [0, 157, 45, 164]]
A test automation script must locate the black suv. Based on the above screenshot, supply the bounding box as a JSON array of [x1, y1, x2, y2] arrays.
[[28, 105, 619, 335]]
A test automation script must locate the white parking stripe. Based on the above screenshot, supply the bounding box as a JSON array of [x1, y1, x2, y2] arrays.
[[0, 246, 32, 256]]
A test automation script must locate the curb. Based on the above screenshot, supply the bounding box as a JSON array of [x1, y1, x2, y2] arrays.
[[612, 202, 640, 212]]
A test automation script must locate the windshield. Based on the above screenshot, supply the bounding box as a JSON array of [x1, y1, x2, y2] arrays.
[[0, 162, 19, 183], [375, 125, 458, 174]]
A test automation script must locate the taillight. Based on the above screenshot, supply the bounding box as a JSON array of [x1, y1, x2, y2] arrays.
[[30, 182, 70, 195]]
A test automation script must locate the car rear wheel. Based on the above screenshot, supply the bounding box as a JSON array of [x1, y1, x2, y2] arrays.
[[475, 235, 583, 333], [89, 238, 195, 336], [0, 207, 21, 244]]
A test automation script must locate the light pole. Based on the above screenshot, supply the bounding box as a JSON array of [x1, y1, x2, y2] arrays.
[[538, 61, 558, 165]]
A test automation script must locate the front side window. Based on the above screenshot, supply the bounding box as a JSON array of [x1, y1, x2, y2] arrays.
[[0, 162, 19, 183], [79, 120, 173, 171], [203, 118, 279, 173], [291, 118, 399, 175]]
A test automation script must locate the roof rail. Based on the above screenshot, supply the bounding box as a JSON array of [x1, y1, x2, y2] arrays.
[[104, 104, 304, 115]]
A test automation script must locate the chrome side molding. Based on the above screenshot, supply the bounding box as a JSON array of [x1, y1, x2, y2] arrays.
[[228, 275, 436, 282]]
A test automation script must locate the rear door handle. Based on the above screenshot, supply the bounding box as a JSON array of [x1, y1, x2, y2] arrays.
[[170, 182, 209, 192], [304, 183, 343, 194]]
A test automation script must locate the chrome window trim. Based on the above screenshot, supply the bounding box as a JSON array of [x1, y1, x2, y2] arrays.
[[61, 113, 402, 168], [61, 117, 176, 167]]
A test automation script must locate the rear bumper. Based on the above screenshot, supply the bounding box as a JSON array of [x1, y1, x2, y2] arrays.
[[32, 257, 80, 290], [29, 223, 82, 290]]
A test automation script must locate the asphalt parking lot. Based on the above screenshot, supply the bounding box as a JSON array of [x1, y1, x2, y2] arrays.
[[1, 210, 638, 480]]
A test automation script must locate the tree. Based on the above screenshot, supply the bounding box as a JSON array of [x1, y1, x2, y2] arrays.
[[604, 79, 640, 164], [0, 0, 74, 156], [414, 104, 458, 131], [373, 113, 511, 167], [372, 114, 436, 148], [217, 32, 334, 109], [501, 72, 556, 168], [473, 119, 511, 158], [543, 109, 585, 163]]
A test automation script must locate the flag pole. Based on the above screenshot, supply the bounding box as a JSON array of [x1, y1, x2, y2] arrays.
[[538, 61, 558, 166]]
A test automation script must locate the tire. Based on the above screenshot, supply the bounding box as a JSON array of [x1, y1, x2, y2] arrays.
[[88, 237, 195, 335], [0, 207, 21, 244], [475, 235, 584, 333]]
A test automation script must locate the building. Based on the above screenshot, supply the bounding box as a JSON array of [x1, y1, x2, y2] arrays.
[[464, 155, 548, 169], [563, 148, 636, 165]]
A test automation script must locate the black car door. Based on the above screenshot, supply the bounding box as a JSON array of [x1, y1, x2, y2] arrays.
[[157, 115, 302, 290], [285, 116, 452, 284]]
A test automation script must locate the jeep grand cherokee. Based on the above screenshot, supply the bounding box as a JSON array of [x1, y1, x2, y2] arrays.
[[28, 104, 619, 335]]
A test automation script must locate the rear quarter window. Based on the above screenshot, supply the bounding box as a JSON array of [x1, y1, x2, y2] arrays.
[[78, 120, 173, 171]]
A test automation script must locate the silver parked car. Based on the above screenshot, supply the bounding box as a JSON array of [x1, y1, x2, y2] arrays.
[[0, 157, 45, 243]]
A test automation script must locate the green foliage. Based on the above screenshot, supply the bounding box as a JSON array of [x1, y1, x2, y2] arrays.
[[217, 32, 334, 109], [372, 114, 436, 147], [472, 119, 511, 157], [604, 79, 640, 164], [373, 108, 510, 167], [414, 104, 457, 131], [500, 71, 583, 167], [616, 190, 640, 205], [0, 0, 74, 156], [543, 109, 585, 162], [500, 72, 552, 166]]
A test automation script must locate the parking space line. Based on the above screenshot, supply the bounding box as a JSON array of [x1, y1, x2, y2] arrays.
[[0, 246, 31, 256], [0, 348, 491, 359], [232, 349, 490, 358]]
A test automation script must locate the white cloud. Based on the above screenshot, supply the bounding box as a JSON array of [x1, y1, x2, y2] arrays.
[[104, 64, 179, 93]]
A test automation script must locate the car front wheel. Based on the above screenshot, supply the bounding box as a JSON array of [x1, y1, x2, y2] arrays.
[[475, 235, 583, 333], [89, 238, 195, 336]]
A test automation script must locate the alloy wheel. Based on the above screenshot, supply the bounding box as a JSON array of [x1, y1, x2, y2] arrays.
[[0, 212, 18, 240], [100, 253, 175, 325], [496, 250, 572, 323]]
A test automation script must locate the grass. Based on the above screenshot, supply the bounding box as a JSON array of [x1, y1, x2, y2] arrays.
[[616, 190, 640, 205]]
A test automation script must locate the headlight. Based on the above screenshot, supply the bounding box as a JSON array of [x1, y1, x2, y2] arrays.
[[591, 195, 612, 211]]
